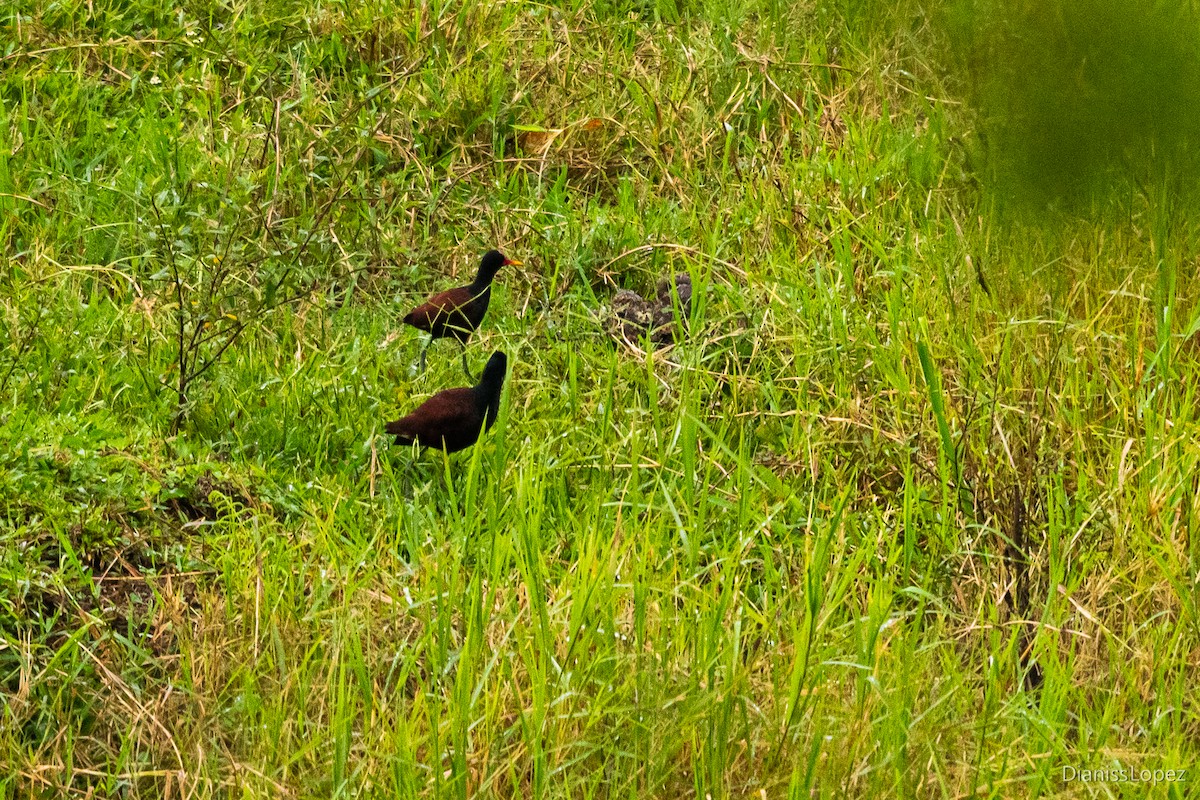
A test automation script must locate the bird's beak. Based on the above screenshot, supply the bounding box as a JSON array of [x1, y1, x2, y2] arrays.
[[505, 258, 524, 268]]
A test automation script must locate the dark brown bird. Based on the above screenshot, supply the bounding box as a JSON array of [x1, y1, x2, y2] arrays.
[[403, 250, 521, 379], [384, 351, 508, 454]]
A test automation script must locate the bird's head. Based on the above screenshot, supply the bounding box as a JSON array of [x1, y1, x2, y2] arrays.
[[479, 249, 523, 281]]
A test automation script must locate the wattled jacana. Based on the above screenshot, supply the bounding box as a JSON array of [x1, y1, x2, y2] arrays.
[[403, 250, 521, 379], [385, 351, 508, 454]]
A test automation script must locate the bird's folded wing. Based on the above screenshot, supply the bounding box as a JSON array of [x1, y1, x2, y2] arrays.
[[384, 388, 475, 436]]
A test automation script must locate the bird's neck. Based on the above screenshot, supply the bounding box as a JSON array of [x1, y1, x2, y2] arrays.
[[474, 370, 503, 400], [470, 269, 497, 293], [478, 386, 502, 429], [474, 367, 504, 410]]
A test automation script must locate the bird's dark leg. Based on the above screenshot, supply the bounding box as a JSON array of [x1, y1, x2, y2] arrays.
[[417, 338, 432, 373], [383, 437, 421, 497], [397, 455, 418, 497], [459, 340, 476, 382]]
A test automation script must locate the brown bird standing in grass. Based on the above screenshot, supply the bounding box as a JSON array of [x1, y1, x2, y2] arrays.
[[403, 250, 521, 379], [385, 351, 508, 454]]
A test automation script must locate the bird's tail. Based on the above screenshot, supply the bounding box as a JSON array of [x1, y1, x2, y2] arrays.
[[384, 419, 415, 446]]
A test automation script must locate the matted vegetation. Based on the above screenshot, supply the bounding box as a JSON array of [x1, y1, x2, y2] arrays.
[[1, 0, 1197, 797]]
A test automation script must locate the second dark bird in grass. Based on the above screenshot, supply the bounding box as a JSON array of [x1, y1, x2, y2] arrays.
[[403, 249, 521, 379], [385, 351, 508, 454]]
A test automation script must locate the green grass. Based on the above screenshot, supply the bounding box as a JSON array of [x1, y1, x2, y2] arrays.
[[2, 0, 1199, 797]]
